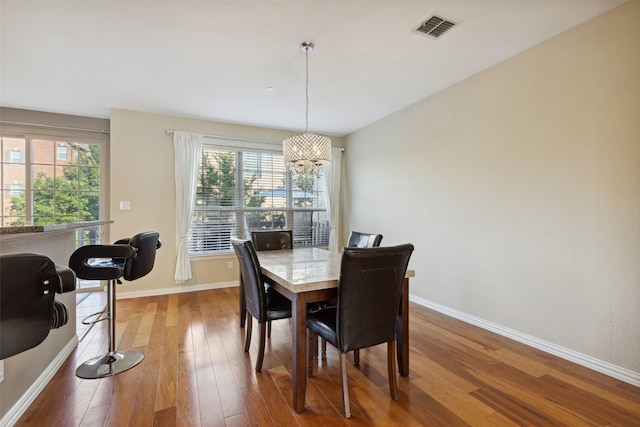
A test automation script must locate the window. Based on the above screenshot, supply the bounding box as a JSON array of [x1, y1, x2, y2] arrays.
[[187, 143, 330, 254], [57, 145, 68, 161], [1, 136, 102, 227], [9, 149, 23, 164], [9, 182, 24, 197]]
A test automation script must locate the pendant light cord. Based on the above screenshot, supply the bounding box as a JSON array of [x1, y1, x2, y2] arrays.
[[305, 48, 309, 134]]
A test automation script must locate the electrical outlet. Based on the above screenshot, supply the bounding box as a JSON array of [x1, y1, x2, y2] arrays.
[[0, 360, 4, 383], [227, 261, 233, 269]]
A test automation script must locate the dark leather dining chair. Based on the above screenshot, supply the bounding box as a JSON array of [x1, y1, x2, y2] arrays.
[[251, 229, 293, 251], [238, 230, 293, 335], [347, 231, 383, 248], [69, 231, 161, 378], [231, 237, 292, 371], [316, 230, 384, 358], [307, 244, 414, 418], [1, 253, 76, 360]]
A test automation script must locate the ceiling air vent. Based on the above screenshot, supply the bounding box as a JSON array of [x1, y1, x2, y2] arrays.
[[415, 15, 457, 39]]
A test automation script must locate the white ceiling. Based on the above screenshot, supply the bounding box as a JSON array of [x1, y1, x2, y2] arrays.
[[0, 1, 624, 136]]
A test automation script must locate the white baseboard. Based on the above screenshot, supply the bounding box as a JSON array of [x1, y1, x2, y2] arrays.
[[0, 336, 79, 427], [410, 295, 640, 387], [117, 280, 238, 299]]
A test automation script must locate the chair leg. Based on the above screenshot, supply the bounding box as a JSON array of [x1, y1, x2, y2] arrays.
[[387, 341, 398, 400], [308, 331, 317, 377], [239, 274, 246, 327], [340, 353, 351, 418], [244, 312, 252, 352], [256, 322, 267, 372], [321, 337, 327, 356], [267, 320, 272, 338], [353, 349, 360, 365]]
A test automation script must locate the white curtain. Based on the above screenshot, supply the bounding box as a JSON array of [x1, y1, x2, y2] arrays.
[[173, 131, 202, 282], [322, 147, 343, 252]]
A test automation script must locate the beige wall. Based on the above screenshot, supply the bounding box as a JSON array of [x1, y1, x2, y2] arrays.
[[110, 109, 344, 293], [344, 2, 640, 374]]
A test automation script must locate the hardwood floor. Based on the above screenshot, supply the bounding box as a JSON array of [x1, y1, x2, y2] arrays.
[[16, 287, 640, 426]]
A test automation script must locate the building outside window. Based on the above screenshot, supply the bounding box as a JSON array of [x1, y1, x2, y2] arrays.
[[187, 143, 330, 254], [0, 136, 102, 235]]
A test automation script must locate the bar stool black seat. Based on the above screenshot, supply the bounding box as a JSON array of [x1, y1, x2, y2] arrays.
[[69, 231, 161, 379]]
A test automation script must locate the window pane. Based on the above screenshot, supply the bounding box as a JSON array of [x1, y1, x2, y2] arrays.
[[4, 189, 25, 222], [196, 148, 237, 208], [78, 142, 98, 165], [188, 211, 237, 253], [32, 189, 55, 225], [244, 210, 286, 230], [2, 137, 25, 164], [81, 166, 100, 188], [292, 210, 330, 247], [32, 138, 55, 164], [32, 166, 56, 190], [79, 191, 100, 221], [1, 136, 27, 223]]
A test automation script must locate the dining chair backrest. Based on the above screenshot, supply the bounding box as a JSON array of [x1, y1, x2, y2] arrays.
[[347, 231, 383, 248], [231, 238, 268, 322], [251, 229, 293, 251], [336, 244, 414, 353]]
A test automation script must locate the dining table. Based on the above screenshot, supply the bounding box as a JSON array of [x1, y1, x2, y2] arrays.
[[248, 247, 415, 413]]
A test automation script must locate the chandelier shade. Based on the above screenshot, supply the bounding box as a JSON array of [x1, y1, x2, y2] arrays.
[[283, 41, 331, 176], [283, 132, 332, 175]]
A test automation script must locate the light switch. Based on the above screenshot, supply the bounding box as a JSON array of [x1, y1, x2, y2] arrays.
[[119, 201, 131, 210]]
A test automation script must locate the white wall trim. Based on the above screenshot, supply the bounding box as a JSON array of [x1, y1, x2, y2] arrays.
[[0, 336, 79, 427], [117, 281, 238, 299], [411, 295, 640, 387]]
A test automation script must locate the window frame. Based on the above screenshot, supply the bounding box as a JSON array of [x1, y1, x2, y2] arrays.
[[187, 139, 330, 256], [1, 132, 108, 228]]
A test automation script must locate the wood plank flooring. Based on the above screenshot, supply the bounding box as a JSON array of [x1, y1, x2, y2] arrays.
[[15, 287, 640, 426]]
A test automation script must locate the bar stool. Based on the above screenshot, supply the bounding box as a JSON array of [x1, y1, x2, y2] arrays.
[[69, 231, 161, 379]]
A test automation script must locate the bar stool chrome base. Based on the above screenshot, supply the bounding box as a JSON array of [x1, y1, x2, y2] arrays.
[[75, 349, 144, 379]]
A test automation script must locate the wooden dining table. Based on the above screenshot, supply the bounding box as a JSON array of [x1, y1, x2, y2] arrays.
[[249, 247, 415, 413]]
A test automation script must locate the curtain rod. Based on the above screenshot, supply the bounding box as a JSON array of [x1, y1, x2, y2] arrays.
[[166, 128, 345, 151], [0, 120, 110, 134], [166, 129, 280, 145]]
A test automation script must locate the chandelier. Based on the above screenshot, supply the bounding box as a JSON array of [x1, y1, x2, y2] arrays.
[[283, 41, 331, 176]]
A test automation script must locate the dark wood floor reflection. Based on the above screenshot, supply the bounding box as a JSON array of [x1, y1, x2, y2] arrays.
[[16, 287, 640, 426]]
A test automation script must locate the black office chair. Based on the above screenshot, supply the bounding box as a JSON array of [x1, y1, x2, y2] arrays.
[[347, 231, 383, 248], [0, 253, 76, 360], [231, 238, 292, 371], [307, 244, 414, 418], [69, 231, 161, 378]]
